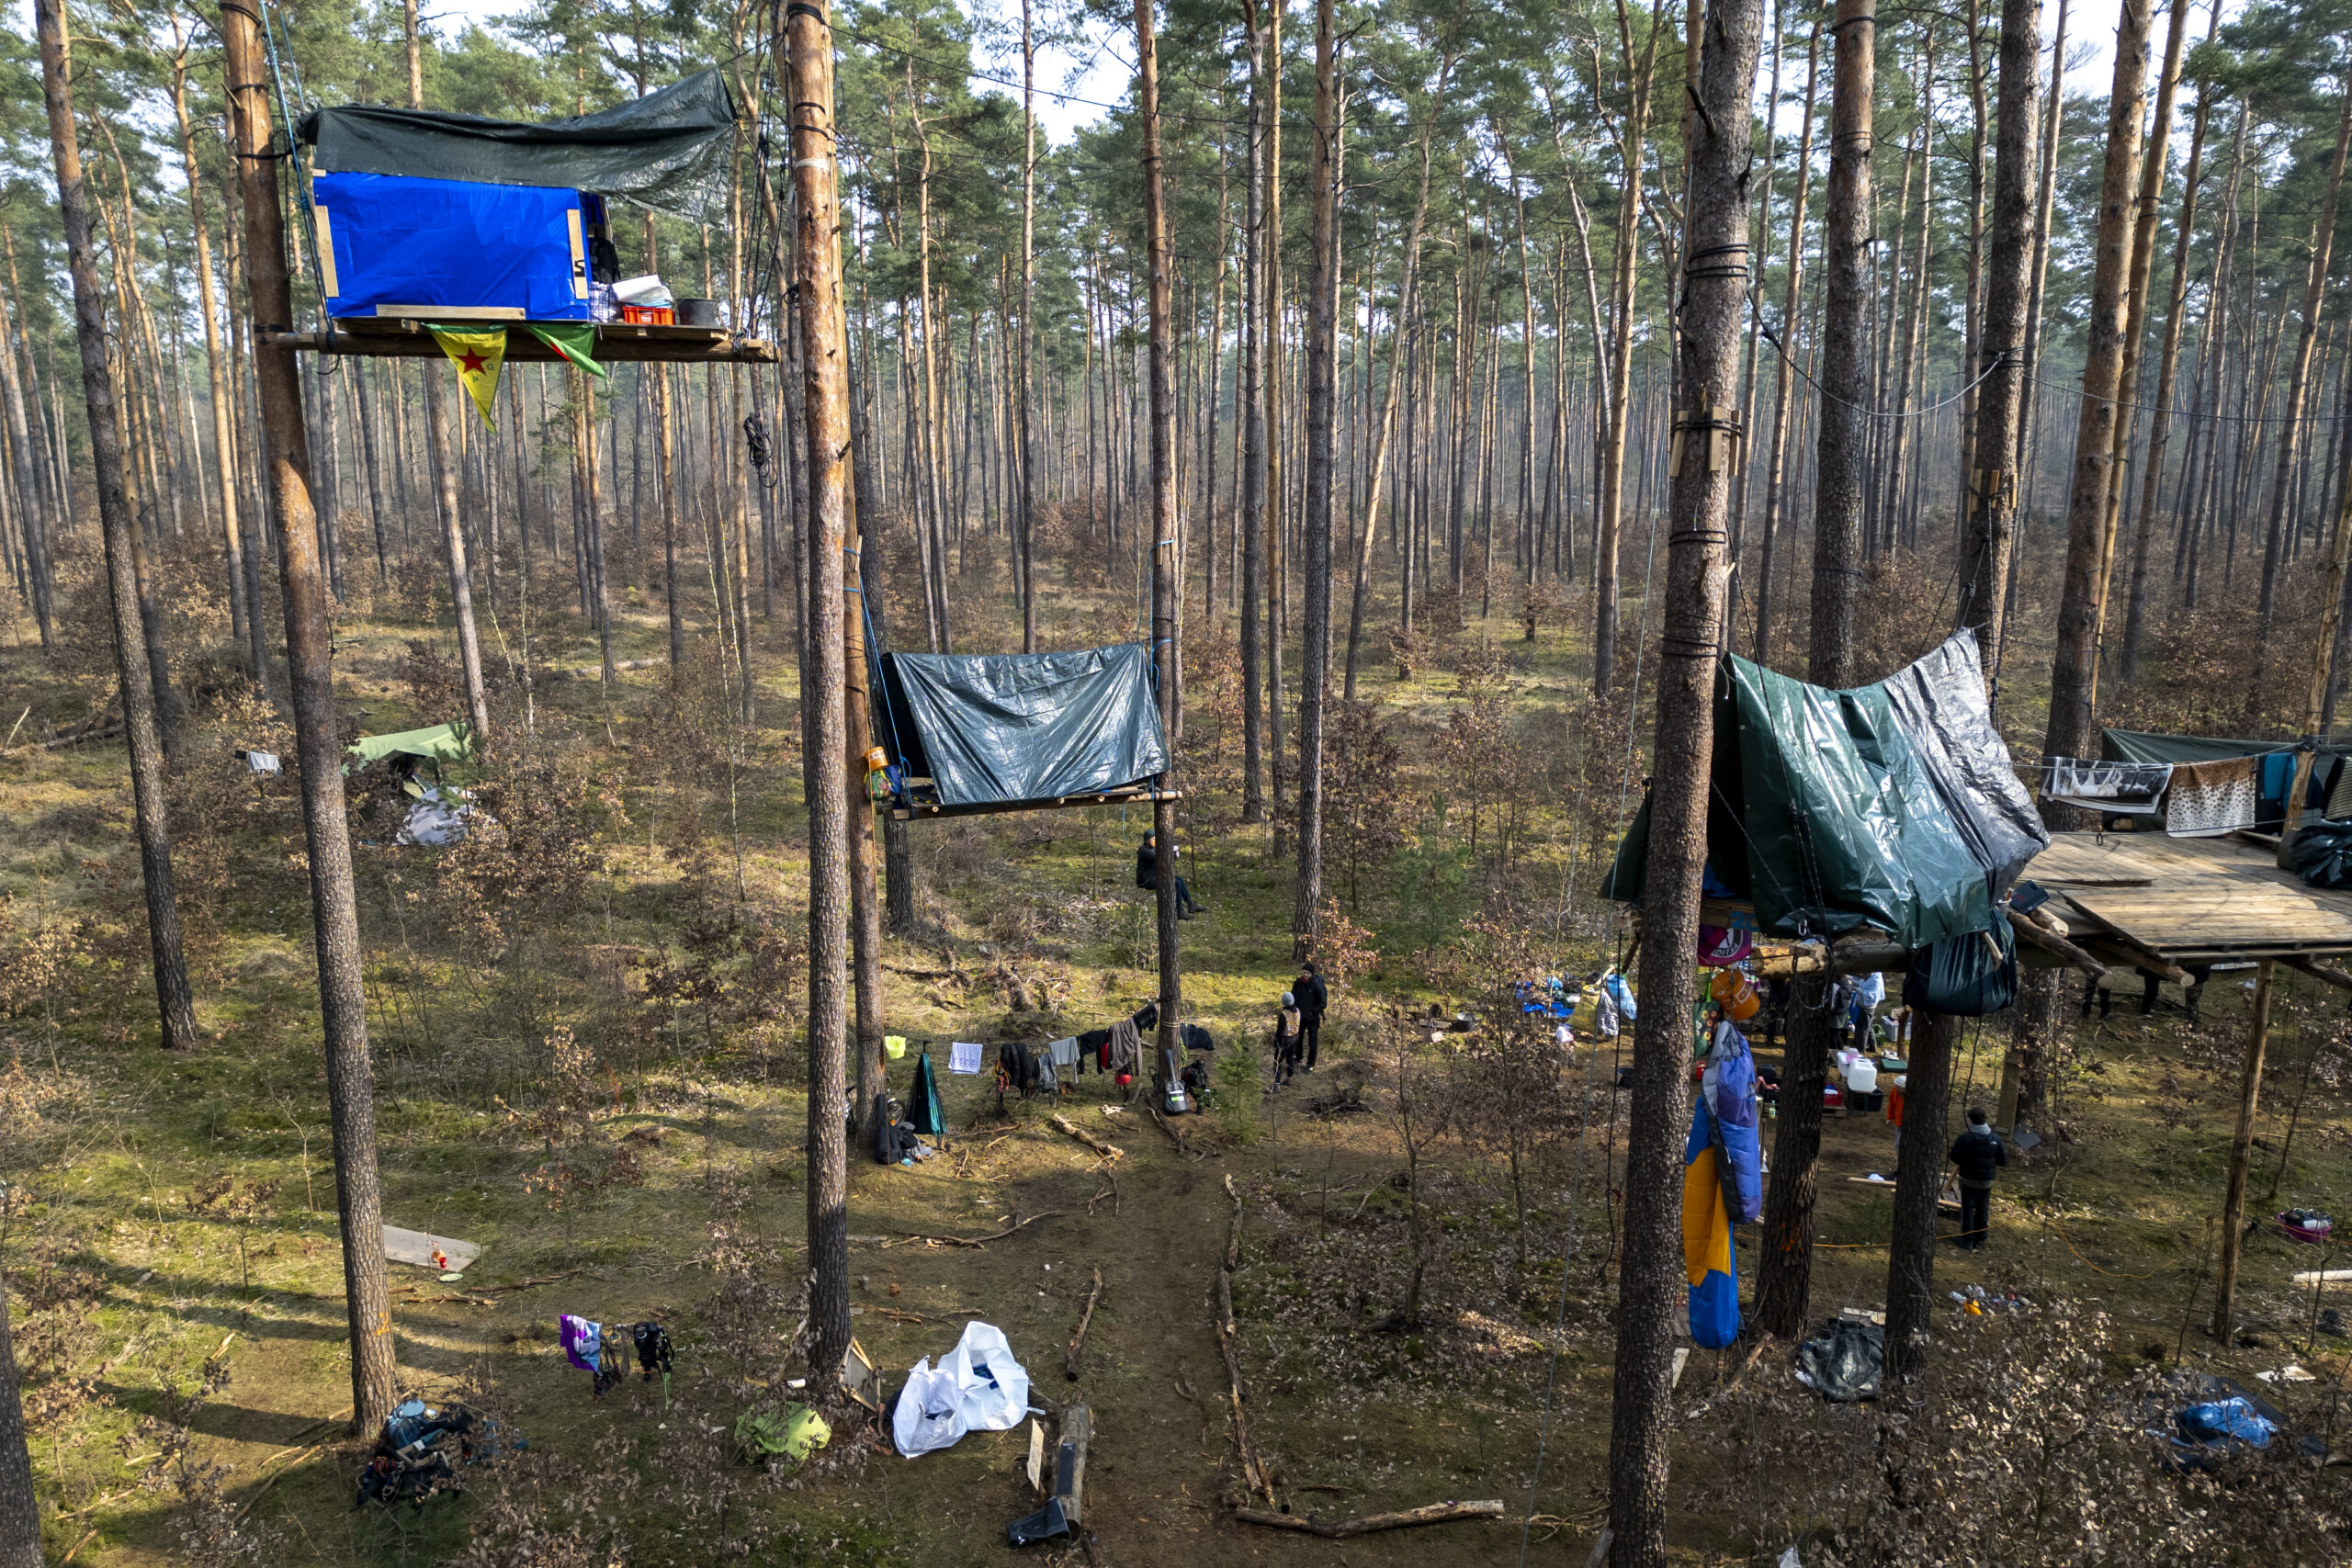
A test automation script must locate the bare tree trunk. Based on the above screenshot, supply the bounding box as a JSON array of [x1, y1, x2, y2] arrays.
[[37, 0, 198, 1055], [1240, 1, 1268, 821], [656, 362, 686, 686], [1883, 1008, 1957, 1382], [1343, 62, 1451, 700], [1592, 0, 1661, 694], [2211, 960, 2276, 1338], [786, 0, 853, 1382], [0, 241, 48, 649], [1807, 0, 1874, 688], [1752, 17, 1819, 665], [2041, 0, 2153, 787], [1263, 0, 1290, 857], [2094, 0, 2192, 676], [1607, 0, 1763, 1558], [2256, 95, 2352, 667], [1955, 0, 2041, 676], [1136, 0, 1184, 1090], [1292, 0, 1340, 951], [0, 1271, 37, 1568], [220, 0, 401, 1436]]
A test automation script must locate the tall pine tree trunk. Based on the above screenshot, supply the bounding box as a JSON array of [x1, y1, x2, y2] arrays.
[[1136, 0, 1185, 1089], [1606, 0, 1763, 1559], [785, 0, 853, 1380], [37, 0, 198, 1055], [2041, 0, 2153, 784], [1751, 18, 1819, 666], [1807, 0, 1875, 689], [1293, 0, 1339, 950], [220, 0, 401, 1434]]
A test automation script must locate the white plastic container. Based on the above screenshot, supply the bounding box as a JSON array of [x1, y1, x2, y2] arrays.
[[1846, 1057, 1878, 1095]]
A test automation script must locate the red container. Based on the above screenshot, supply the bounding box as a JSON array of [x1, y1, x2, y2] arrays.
[[620, 304, 674, 325]]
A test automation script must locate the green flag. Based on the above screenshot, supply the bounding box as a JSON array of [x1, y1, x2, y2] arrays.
[[523, 321, 606, 379]]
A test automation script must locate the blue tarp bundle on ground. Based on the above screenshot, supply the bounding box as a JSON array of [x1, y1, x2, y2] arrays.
[[315, 173, 589, 321], [875, 644, 1169, 809], [1604, 632, 2047, 948]]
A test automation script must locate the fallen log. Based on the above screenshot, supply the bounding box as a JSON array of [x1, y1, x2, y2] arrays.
[[1066, 1267, 1103, 1382], [1215, 1270, 1275, 1507], [1050, 1112, 1123, 1161], [883, 1210, 1067, 1249], [1232, 1499, 1507, 1540]]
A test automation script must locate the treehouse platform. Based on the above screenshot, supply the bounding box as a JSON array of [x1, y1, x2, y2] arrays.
[[272, 317, 777, 365], [2028, 829, 2352, 983]]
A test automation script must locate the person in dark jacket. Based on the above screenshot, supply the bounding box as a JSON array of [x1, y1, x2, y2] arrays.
[[1292, 959, 1329, 1071], [1134, 832, 1202, 918], [1948, 1108, 2007, 1250]]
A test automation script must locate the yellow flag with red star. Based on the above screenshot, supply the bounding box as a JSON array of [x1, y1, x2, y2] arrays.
[[426, 324, 507, 428]]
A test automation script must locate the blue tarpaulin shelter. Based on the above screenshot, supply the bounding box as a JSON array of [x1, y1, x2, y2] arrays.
[[315, 173, 589, 321]]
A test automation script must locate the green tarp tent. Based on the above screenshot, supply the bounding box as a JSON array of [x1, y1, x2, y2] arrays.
[[2101, 728, 2348, 766], [346, 722, 474, 771], [1602, 633, 2047, 948], [298, 69, 739, 224]]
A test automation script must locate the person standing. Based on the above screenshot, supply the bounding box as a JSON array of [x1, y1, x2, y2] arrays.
[[1272, 992, 1304, 1088], [1948, 1107, 2007, 1250], [1293, 957, 1329, 1071]]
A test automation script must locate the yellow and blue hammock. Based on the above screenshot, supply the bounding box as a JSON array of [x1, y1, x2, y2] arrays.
[[1683, 1021, 1763, 1348]]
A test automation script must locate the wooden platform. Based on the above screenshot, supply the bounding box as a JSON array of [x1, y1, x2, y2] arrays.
[[888, 786, 1181, 822], [2031, 830, 2352, 964], [271, 316, 777, 364]]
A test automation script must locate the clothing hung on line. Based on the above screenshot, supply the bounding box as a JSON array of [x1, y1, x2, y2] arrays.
[[1103, 1018, 1143, 1078], [2162, 755, 2259, 838], [1046, 1037, 1080, 1072], [949, 1040, 985, 1076], [2044, 758, 2171, 816]]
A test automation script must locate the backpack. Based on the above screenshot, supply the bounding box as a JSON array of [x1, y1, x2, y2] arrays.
[[632, 1322, 673, 1377]]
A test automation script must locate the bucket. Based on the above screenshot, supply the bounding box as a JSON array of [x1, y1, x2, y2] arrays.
[[676, 298, 720, 327], [1709, 966, 1760, 1022]]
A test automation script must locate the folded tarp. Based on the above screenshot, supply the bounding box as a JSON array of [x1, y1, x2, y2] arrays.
[[299, 69, 738, 223], [1604, 632, 2046, 949], [876, 643, 1168, 809], [314, 172, 588, 321]]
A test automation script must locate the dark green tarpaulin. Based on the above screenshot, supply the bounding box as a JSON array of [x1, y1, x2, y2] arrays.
[[876, 643, 1169, 809], [2101, 728, 2346, 765], [1603, 633, 2046, 948], [298, 70, 738, 223]]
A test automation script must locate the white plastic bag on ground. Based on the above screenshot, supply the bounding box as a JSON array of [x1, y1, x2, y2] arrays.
[[890, 1321, 1031, 1457], [890, 1356, 967, 1458], [944, 1320, 1030, 1432]]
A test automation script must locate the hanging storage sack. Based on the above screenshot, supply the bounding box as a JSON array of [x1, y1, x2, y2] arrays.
[[1902, 919, 2017, 1017]]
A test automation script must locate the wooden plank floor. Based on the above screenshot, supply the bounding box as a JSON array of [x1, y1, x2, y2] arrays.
[[2031, 831, 2352, 956]]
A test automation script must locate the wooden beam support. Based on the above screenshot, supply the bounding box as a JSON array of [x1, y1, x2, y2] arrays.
[[2075, 934, 2191, 987], [269, 326, 779, 365], [2211, 958, 2275, 1340], [2005, 908, 2109, 979], [2284, 955, 2352, 992], [1747, 936, 1911, 979]]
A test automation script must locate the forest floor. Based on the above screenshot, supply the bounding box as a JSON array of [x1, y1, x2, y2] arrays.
[[5, 553, 2352, 1567]]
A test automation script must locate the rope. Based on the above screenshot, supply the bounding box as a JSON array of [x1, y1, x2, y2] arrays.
[[1760, 324, 2007, 419], [2041, 1217, 2164, 1280]]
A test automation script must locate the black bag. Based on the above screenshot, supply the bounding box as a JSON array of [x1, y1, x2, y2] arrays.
[[1903, 919, 2017, 1017], [1793, 1319, 1883, 1402], [2289, 823, 2352, 888]]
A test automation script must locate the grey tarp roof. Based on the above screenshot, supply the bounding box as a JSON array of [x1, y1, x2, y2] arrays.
[[876, 644, 1169, 809], [1602, 632, 2047, 948], [297, 69, 738, 222]]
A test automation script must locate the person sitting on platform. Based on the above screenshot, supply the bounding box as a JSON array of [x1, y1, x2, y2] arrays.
[[1135, 831, 1203, 919]]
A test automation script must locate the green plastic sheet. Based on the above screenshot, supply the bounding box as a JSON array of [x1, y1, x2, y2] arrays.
[[299, 70, 738, 223], [1603, 633, 2046, 948], [346, 722, 474, 770]]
